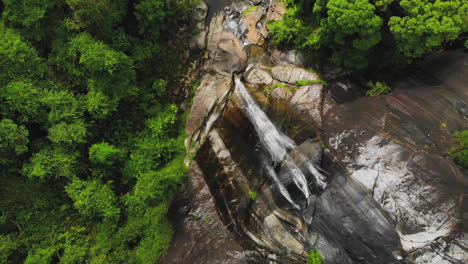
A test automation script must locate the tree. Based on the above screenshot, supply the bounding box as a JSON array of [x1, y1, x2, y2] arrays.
[[1, 0, 64, 41], [65, 178, 120, 220], [389, 0, 468, 58], [41, 90, 82, 124], [85, 90, 118, 119], [321, 0, 383, 68], [89, 142, 124, 165], [0, 119, 29, 160], [269, 0, 467, 69], [66, 0, 128, 38], [0, 25, 46, 85], [23, 146, 78, 180], [0, 80, 45, 123], [48, 120, 87, 144], [57, 33, 136, 98]]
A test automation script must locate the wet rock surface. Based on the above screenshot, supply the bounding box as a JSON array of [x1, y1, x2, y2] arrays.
[[161, 162, 247, 264], [171, 1, 468, 263]]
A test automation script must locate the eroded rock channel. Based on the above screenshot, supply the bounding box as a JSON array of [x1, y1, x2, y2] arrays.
[[161, 1, 468, 263]]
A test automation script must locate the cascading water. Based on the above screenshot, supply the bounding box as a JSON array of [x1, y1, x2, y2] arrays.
[[233, 76, 327, 209]]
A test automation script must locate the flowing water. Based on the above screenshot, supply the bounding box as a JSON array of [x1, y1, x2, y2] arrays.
[[234, 76, 327, 208]]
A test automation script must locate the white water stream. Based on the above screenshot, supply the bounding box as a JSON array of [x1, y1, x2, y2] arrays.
[[234, 77, 327, 208]]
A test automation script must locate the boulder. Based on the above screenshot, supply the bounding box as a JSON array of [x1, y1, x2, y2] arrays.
[[185, 73, 233, 145], [270, 49, 305, 66], [207, 13, 225, 57], [192, 1, 208, 22], [244, 67, 273, 85], [271, 65, 318, 84], [242, 5, 264, 45], [208, 31, 248, 75], [290, 84, 323, 125], [189, 30, 207, 50], [265, 1, 286, 24], [161, 161, 247, 264]]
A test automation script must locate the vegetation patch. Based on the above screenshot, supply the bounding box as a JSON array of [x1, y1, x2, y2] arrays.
[[248, 190, 258, 201], [268, 0, 467, 70], [307, 249, 323, 264], [366, 81, 392, 96], [0, 0, 197, 263], [295, 79, 328, 86], [245, 5, 260, 16], [448, 130, 468, 168]]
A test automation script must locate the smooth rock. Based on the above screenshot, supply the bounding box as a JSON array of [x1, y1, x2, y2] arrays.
[[243, 5, 264, 45], [207, 13, 225, 58], [161, 161, 247, 264], [271, 65, 319, 84], [290, 84, 323, 125], [189, 30, 207, 50], [265, 1, 286, 25], [269, 85, 291, 102], [244, 67, 273, 85], [185, 73, 232, 145], [193, 1, 208, 22], [270, 50, 306, 66], [209, 31, 248, 75], [323, 68, 468, 261]]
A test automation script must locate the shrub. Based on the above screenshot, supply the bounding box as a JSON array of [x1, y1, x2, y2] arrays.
[[307, 249, 323, 264], [448, 130, 468, 168], [248, 190, 258, 201], [366, 81, 392, 96]]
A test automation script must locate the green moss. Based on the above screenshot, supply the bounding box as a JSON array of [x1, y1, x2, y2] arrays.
[[245, 5, 260, 16], [248, 190, 258, 201], [295, 79, 328, 86], [266, 83, 297, 94], [366, 81, 392, 96], [307, 249, 323, 264], [448, 130, 468, 168]]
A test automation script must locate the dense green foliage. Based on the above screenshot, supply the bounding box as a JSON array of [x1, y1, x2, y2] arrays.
[[307, 249, 323, 264], [449, 130, 468, 168], [366, 81, 392, 96], [0, 0, 194, 263], [269, 0, 467, 69], [248, 190, 258, 201]]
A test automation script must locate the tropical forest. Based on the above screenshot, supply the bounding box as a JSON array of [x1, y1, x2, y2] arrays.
[[0, 0, 466, 264]]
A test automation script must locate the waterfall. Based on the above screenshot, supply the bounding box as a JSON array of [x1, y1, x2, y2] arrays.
[[233, 76, 327, 208]]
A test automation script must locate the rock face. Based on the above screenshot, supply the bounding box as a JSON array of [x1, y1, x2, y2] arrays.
[[189, 1, 208, 50], [185, 73, 232, 146], [244, 67, 273, 85], [171, 1, 468, 263], [207, 30, 247, 75], [242, 6, 264, 45], [323, 70, 468, 262], [161, 162, 247, 264], [271, 65, 319, 84]]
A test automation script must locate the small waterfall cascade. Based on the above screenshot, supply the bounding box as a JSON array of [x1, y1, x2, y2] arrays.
[[233, 76, 327, 209]]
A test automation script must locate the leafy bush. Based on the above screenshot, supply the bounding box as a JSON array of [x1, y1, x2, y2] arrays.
[[366, 81, 392, 97], [307, 249, 323, 264], [249, 190, 258, 201], [449, 130, 468, 168]]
